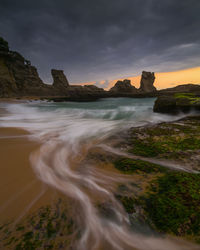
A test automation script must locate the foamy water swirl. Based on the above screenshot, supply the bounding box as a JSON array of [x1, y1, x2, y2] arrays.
[[0, 98, 198, 249]]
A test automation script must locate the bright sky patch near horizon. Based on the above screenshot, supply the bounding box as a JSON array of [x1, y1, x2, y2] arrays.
[[73, 67, 200, 90], [0, 0, 200, 88]]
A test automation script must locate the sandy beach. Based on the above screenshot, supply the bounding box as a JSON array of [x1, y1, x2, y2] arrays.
[[0, 127, 56, 223]]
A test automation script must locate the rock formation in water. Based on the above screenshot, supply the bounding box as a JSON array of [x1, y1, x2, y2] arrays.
[[153, 93, 200, 114], [108, 72, 157, 96], [52, 69, 69, 89], [109, 79, 139, 94], [139, 71, 156, 93]]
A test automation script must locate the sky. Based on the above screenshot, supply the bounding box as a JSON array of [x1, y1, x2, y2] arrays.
[[0, 0, 200, 89]]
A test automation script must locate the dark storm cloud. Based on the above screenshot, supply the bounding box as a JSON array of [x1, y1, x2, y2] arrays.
[[0, 0, 200, 83]]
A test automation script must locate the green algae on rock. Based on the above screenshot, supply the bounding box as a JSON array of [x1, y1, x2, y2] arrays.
[[113, 116, 200, 243], [154, 93, 200, 114], [114, 158, 167, 174], [127, 116, 200, 171], [143, 171, 200, 242], [0, 199, 78, 250], [114, 158, 200, 242]]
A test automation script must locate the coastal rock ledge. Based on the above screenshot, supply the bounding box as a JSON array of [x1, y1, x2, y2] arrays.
[[154, 93, 200, 114]]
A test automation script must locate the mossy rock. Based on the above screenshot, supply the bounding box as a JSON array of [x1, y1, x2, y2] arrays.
[[128, 119, 200, 160], [115, 195, 137, 214], [174, 93, 200, 105], [143, 172, 200, 240], [0, 199, 78, 249], [130, 136, 200, 157], [114, 158, 167, 174], [154, 93, 200, 114]]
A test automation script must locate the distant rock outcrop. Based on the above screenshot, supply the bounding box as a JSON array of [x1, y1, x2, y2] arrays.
[[139, 71, 156, 93], [66, 84, 107, 101], [51, 69, 69, 88], [110, 79, 138, 94], [109, 72, 157, 96]]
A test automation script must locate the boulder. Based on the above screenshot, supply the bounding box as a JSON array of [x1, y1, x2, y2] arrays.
[[139, 71, 156, 93], [153, 93, 200, 114], [51, 69, 69, 88], [153, 96, 177, 113]]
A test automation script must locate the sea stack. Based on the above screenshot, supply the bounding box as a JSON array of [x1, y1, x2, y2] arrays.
[[110, 79, 138, 94], [51, 69, 69, 88], [139, 71, 156, 92]]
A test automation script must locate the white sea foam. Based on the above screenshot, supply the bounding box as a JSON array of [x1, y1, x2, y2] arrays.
[[0, 98, 198, 250]]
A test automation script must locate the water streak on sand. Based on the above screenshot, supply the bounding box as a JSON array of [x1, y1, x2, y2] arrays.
[[0, 98, 198, 249]]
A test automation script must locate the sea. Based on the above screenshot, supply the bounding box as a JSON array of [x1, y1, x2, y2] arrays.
[[0, 98, 198, 250]]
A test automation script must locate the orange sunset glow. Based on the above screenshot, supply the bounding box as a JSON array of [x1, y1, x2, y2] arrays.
[[107, 67, 200, 90], [73, 67, 200, 90]]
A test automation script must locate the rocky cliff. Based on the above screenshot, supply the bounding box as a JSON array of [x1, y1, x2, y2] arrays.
[[0, 37, 52, 97], [0, 37, 107, 99]]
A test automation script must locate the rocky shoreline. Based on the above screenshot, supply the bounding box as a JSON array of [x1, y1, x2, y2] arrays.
[[88, 115, 200, 243], [1, 36, 200, 248], [1, 114, 200, 248]]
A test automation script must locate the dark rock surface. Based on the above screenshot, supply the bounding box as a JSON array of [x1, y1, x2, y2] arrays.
[[51, 69, 69, 88], [154, 93, 200, 114], [158, 84, 200, 95], [64, 84, 107, 102], [139, 71, 156, 93], [0, 37, 51, 97], [109, 72, 157, 97], [109, 79, 139, 95]]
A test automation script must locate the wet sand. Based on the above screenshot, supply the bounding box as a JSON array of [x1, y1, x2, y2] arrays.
[[0, 127, 57, 223]]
